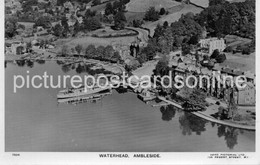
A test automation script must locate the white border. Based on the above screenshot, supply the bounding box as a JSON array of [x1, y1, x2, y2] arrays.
[[0, 0, 259, 164]]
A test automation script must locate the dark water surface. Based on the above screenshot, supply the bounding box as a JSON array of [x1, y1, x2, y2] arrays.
[[5, 61, 255, 152]]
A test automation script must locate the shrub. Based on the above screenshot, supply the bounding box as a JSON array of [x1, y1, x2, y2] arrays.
[[211, 49, 220, 59], [242, 47, 251, 55], [224, 46, 233, 52], [159, 8, 166, 15], [215, 54, 226, 63]]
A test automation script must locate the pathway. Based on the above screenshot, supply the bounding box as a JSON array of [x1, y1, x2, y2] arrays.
[[157, 96, 255, 131]]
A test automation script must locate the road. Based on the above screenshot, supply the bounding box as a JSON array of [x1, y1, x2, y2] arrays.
[[126, 27, 149, 44], [103, 23, 150, 45]]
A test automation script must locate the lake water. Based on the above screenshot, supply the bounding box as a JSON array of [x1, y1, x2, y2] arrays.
[[5, 61, 255, 152]]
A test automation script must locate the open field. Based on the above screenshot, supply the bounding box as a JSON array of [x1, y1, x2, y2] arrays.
[[89, 26, 138, 38], [17, 22, 34, 29], [54, 36, 137, 53], [220, 52, 255, 73], [126, 0, 181, 12], [190, 0, 209, 8], [190, 0, 246, 8], [143, 4, 203, 36], [91, 0, 117, 12]]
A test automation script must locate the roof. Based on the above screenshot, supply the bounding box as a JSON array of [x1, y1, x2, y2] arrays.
[[222, 67, 244, 76], [244, 71, 255, 79], [178, 63, 188, 70], [222, 67, 234, 75], [213, 64, 223, 71], [237, 82, 255, 91], [201, 68, 212, 75], [169, 60, 178, 67]]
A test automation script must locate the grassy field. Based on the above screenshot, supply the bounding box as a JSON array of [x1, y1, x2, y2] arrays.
[[143, 4, 203, 36], [220, 52, 255, 73], [91, 0, 117, 12], [125, 0, 181, 12], [89, 26, 137, 37], [17, 22, 35, 29], [54, 36, 136, 52], [190, 0, 246, 8], [190, 0, 209, 8]]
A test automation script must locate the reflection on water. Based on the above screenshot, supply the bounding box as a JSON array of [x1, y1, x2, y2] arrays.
[[179, 112, 208, 136], [5, 61, 255, 152], [160, 104, 241, 150], [217, 125, 239, 150], [160, 105, 177, 121]]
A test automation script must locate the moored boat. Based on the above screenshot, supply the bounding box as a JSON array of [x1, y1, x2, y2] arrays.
[[57, 85, 111, 99]]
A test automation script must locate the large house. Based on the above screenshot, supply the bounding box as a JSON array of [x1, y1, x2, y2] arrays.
[[235, 82, 255, 106], [5, 41, 27, 55], [199, 38, 226, 55]]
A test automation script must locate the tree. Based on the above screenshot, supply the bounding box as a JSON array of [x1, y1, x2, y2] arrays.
[[96, 46, 105, 59], [61, 16, 69, 36], [154, 55, 170, 76], [27, 42, 32, 51], [182, 43, 192, 55], [73, 20, 82, 35], [228, 88, 238, 120], [196, 1, 255, 38], [5, 17, 17, 38], [159, 8, 166, 15], [18, 24, 25, 30], [163, 21, 169, 28], [158, 28, 174, 54], [144, 7, 160, 22], [179, 87, 207, 110], [105, 2, 114, 15], [114, 12, 126, 30], [75, 44, 83, 55], [104, 45, 114, 60], [211, 49, 220, 59], [84, 9, 97, 18], [188, 35, 200, 45], [153, 24, 166, 41], [136, 53, 147, 65], [224, 46, 233, 53], [111, 51, 121, 62], [133, 19, 143, 28], [242, 47, 251, 55], [85, 44, 96, 58], [83, 17, 102, 31], [209, 0, 228, 6], [61, 45, 69, 56], [140, 38, 158, 60], [52, 24, 63, 37], [215, 53, 226, 63], [71, 48, 75, 55], [34, 16, 52, 29], [22, 0, 38, 12], [92, 0, 101, 6]]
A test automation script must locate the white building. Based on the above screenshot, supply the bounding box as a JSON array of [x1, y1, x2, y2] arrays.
[[199, 38, 226, 55], [5, 41, 27, 55]]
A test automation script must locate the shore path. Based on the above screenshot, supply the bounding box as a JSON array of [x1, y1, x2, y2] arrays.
[[158, 97, 255, 131]]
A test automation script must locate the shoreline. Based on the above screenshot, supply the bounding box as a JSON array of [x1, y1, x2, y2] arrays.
[[5, 55, 255, 131], [157, 97, 255, 131]]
